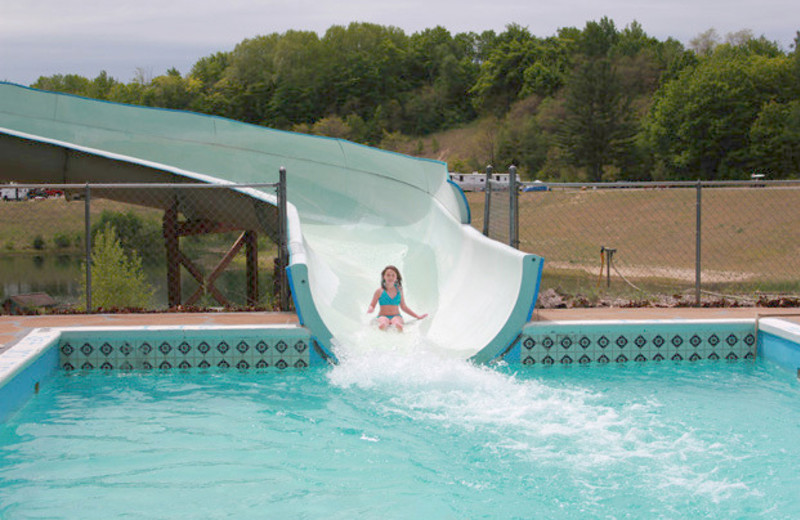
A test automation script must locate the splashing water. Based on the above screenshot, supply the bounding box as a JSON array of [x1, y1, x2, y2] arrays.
[[325, 328, 798, 517]]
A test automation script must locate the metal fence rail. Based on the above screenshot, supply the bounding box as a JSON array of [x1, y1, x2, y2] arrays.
[[474, 176, 800, 304], [0, 179, 289, 314]]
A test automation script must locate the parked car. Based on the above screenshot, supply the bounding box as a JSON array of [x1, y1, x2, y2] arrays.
[[522, 180, 548, 192]]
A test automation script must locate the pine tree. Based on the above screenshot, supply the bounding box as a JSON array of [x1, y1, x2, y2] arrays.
[[558, 58, 635, 181]]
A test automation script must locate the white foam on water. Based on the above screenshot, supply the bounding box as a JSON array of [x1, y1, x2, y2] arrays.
[[327, 329, 753, 504]]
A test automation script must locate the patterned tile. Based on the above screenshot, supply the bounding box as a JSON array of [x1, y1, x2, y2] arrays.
[[515, 322, 758, 366], [57, 328, 313, 371]]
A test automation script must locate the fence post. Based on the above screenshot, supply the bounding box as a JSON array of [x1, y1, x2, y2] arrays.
[[509, 165, 518, 249], [84, 183, 92, 311], [244, 230, 259, 306], [695, 180, 702, 306], [278, 167, 289, 311], [482, 165, 492, 236], [163, 198, 181, 307]]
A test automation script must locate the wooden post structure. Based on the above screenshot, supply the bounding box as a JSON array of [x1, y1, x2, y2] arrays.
[[245, 230, 259, 306], [163, 198, 181, 307], [162, 201, 260, 308]]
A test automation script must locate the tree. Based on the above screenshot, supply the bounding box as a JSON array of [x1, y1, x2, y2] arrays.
[[403, 26, 480, 132], [191, 51, 231, 90], [80, 223, 154, 310], [321, 23, 411, 121], [140, 70, 201, 110], [309, 115, 352, 139], [222, 33, 281, 124], [31, 74, 90, 95], [645, 51, 792, 179], [558, 58, 635, 181], [470, 24, 541, 114], [86, 71, 118, 100], [578, 17, 618, 57], [91, 210, 163, 262], [690, 28, 720, 56], [267, 30, 326, 127], [749, 100, 800, 176]]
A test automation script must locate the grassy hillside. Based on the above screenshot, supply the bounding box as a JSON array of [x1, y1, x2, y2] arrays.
[[385, 118, 499, 174]]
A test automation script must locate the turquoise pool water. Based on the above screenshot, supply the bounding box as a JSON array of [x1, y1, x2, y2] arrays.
[[1, 344, 799, 519]]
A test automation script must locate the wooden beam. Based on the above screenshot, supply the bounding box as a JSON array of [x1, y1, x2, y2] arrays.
[[177, 250, 204, 284], [185, 232, 247, 307], [162, 200, 181, 307], [177, 219, 240, 237], [206, 232, 247, 286], [245, 230, 258, 306], [180, 251, 208, 306], [163, 210, 260, 308]]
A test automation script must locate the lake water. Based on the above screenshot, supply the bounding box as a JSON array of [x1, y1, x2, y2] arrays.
[[0, 254, 272, 309]]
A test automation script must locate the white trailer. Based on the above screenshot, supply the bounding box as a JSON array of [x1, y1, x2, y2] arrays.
[[1, 185, 29, 201], [449, 172, 509, 191]]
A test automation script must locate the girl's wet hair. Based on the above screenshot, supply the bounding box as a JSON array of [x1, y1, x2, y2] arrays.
[[381, 265, 403, 289]]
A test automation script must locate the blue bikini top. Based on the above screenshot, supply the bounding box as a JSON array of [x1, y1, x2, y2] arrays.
[[379, 286, 401, 305]]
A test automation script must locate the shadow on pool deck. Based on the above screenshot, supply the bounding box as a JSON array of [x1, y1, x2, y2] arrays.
[[0, 309, 798, 355]]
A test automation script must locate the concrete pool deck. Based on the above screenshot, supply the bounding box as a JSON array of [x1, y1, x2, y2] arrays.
[[1, 308, 799, 355]]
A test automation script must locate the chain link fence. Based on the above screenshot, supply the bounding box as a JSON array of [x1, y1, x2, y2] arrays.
[[469, 174, 800, 305], [4, 175, 798, 315], [0, 182, 289, 314], [481, 165, 519, 250]]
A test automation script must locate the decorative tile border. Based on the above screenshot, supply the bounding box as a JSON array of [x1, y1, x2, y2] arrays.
[[507, 319, 757, 365], [57, 325, 318, 371], [0, 325, 325, 423]]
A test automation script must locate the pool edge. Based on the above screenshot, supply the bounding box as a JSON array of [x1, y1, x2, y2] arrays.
[[0, 324, 316, 423]]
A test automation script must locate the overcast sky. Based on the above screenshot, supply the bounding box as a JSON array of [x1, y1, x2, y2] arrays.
[[1, 0, 798, 85]]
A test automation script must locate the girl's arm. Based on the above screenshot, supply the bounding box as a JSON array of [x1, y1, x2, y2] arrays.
[[367, 289, 381, 313], [399, 290, 428, 320]]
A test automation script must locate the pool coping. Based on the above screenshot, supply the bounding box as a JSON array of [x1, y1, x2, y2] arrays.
[[758, 317, 800, 344]]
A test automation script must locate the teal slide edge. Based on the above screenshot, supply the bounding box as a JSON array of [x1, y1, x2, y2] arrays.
[[470, 254, 544, 364]]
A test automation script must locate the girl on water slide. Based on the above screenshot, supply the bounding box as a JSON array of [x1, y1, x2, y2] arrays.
[[366, 265, 428, 331]]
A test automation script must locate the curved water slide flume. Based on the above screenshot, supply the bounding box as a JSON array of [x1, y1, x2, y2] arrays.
[[0, 83, 544, 363]]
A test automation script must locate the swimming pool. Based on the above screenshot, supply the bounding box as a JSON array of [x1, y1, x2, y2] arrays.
[[1, 318, 799, 518]]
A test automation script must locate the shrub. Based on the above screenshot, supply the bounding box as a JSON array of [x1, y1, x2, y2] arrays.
[[53, 232, 71, 249], [32, 235, 45, 250], [91, 210, 162, 262], [80, 223, 154, 310]]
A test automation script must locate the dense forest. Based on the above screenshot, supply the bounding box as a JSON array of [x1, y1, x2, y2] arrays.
[[30, 19, 800, 181]]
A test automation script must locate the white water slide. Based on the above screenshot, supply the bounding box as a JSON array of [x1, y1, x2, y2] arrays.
[[0, 83, 543, 363]]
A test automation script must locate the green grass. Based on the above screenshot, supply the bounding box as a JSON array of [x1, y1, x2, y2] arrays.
[[0, 198, 279, 267], [0, 198, 162, 253]]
